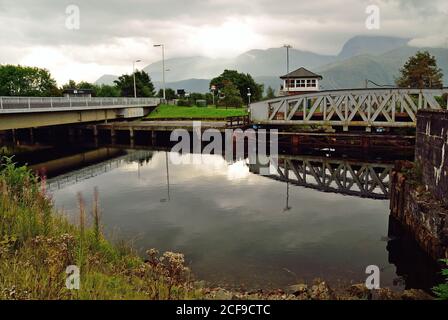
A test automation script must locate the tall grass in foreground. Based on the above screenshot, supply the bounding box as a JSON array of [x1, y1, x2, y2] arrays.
[[0, 157, 202, 300]]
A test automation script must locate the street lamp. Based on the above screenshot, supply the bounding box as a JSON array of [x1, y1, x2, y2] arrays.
[[247, 87, 251, 105], [283, 44, 292, 94], [154, 44, 166, 100], [133, 59, 141, 98]]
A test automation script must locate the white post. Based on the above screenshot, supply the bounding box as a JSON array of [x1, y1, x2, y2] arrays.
[[162, 45, 166, 101], [133, 61, 137, 99], [154, 44, 166, 101]]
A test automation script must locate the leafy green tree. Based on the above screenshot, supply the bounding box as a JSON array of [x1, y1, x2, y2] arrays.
[[0, 65, 59, 96], [77, 81, 97, 90], [220, 82, 243, 108], [156, 88, 177, 100], [114, 70, 155, 97], [62, 80, 98, 96], [95, 84, 120, 97], [210, 70, 263, 104], [61, 80, 120, 97], [265, 86, 276, 99], [396, 51, 444, 88], [204, 93, 214, 105], [188, 92, 205, 102], [62, 79, 78, 90]]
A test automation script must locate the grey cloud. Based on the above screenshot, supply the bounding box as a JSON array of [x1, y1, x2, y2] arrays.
[[0, 0, 446, 83]]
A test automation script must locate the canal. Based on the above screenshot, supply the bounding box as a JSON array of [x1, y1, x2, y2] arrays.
[[3, 137, 442, 293]]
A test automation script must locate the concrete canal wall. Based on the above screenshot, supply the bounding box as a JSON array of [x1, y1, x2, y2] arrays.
[[390, 109, 448, 260]]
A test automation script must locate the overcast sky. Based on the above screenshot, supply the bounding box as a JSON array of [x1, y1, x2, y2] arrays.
[[0, 0, 446, 84]]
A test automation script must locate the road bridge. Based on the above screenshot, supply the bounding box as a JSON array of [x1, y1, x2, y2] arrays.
[[0, 96, 160, 130]]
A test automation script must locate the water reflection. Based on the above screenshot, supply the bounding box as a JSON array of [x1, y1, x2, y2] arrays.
[[250, 155, 392, 199], [8, 144, 442, 292]]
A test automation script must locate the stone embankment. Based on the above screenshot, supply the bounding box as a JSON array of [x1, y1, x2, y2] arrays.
[[390, 110, 448, 260]]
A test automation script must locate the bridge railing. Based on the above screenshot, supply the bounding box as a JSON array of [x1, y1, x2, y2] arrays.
[[0, 96, 160, 110], [250, 88, 448, 130]]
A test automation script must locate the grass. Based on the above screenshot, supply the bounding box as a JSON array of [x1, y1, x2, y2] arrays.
[[146, 104, 248, 120], [433, 259, 448, 300], [1, 156, 445, 300], [0, 157, 204, 300]]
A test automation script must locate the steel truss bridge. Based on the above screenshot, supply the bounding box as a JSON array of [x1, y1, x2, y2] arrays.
[[250, 88, 448, 131], [259, 155, 393, 199]]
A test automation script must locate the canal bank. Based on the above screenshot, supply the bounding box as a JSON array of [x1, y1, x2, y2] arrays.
[[0, 155, 437, 300], [390, 110, 448, 260], [1, 110, 446, 299]]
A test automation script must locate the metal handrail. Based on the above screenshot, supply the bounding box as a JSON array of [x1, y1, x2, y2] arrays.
[[0, 96, 160, 110]]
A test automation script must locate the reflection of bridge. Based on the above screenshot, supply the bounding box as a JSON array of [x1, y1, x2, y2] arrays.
[[250, 88, 448, 131], [252, 155, 393, 199], [45, 150, 153, 192], [0, 97, 160, 130]]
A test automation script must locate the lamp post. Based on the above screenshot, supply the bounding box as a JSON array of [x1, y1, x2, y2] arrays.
[[283, 44, 292, 94], [247, 87, 251, 105], [154, 44, 166, 100], [133, 59, 141, 98]]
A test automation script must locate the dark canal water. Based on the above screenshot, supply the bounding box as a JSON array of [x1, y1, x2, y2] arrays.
[[4, 139, 443, 293]]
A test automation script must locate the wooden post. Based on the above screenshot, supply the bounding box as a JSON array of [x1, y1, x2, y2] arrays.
[[29, 128, 34, 144], [151, 130, 156, 145]]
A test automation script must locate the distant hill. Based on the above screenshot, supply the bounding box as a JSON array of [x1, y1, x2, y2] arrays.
[[153, 78, 210, 93], [337, 35, 410, 60], [318, 46, 448, 89], [95, 35, 448, 92], [143, 48, 335, 82], [95, 74, 118, 86]]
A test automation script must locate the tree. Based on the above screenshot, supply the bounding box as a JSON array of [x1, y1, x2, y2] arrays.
[[156, 88, 177, 100], [210, 70, 264, 104], [220, 82, 243, 108], [95, 84, 120, 97], [61, 80, 120, 97], [114, 70, 155, 97], [62, 79, 78, 90], [0, 65, 59, 96], [396, 51, 443, 89], [265, 86, 276, 99], [62, 80, 98, 96]]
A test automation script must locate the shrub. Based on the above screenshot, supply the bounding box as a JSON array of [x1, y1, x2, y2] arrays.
[[176, 99, 192, 107], [433, 259, 448, 300]]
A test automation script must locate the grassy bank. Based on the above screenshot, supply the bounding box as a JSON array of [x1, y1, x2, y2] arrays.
[[0, 157, 445, 300], [146, 104, 248, 120], [0, 157, 203, 299]]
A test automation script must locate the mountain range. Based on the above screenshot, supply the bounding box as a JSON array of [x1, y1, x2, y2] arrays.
[[95, 36, 448, 93]]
